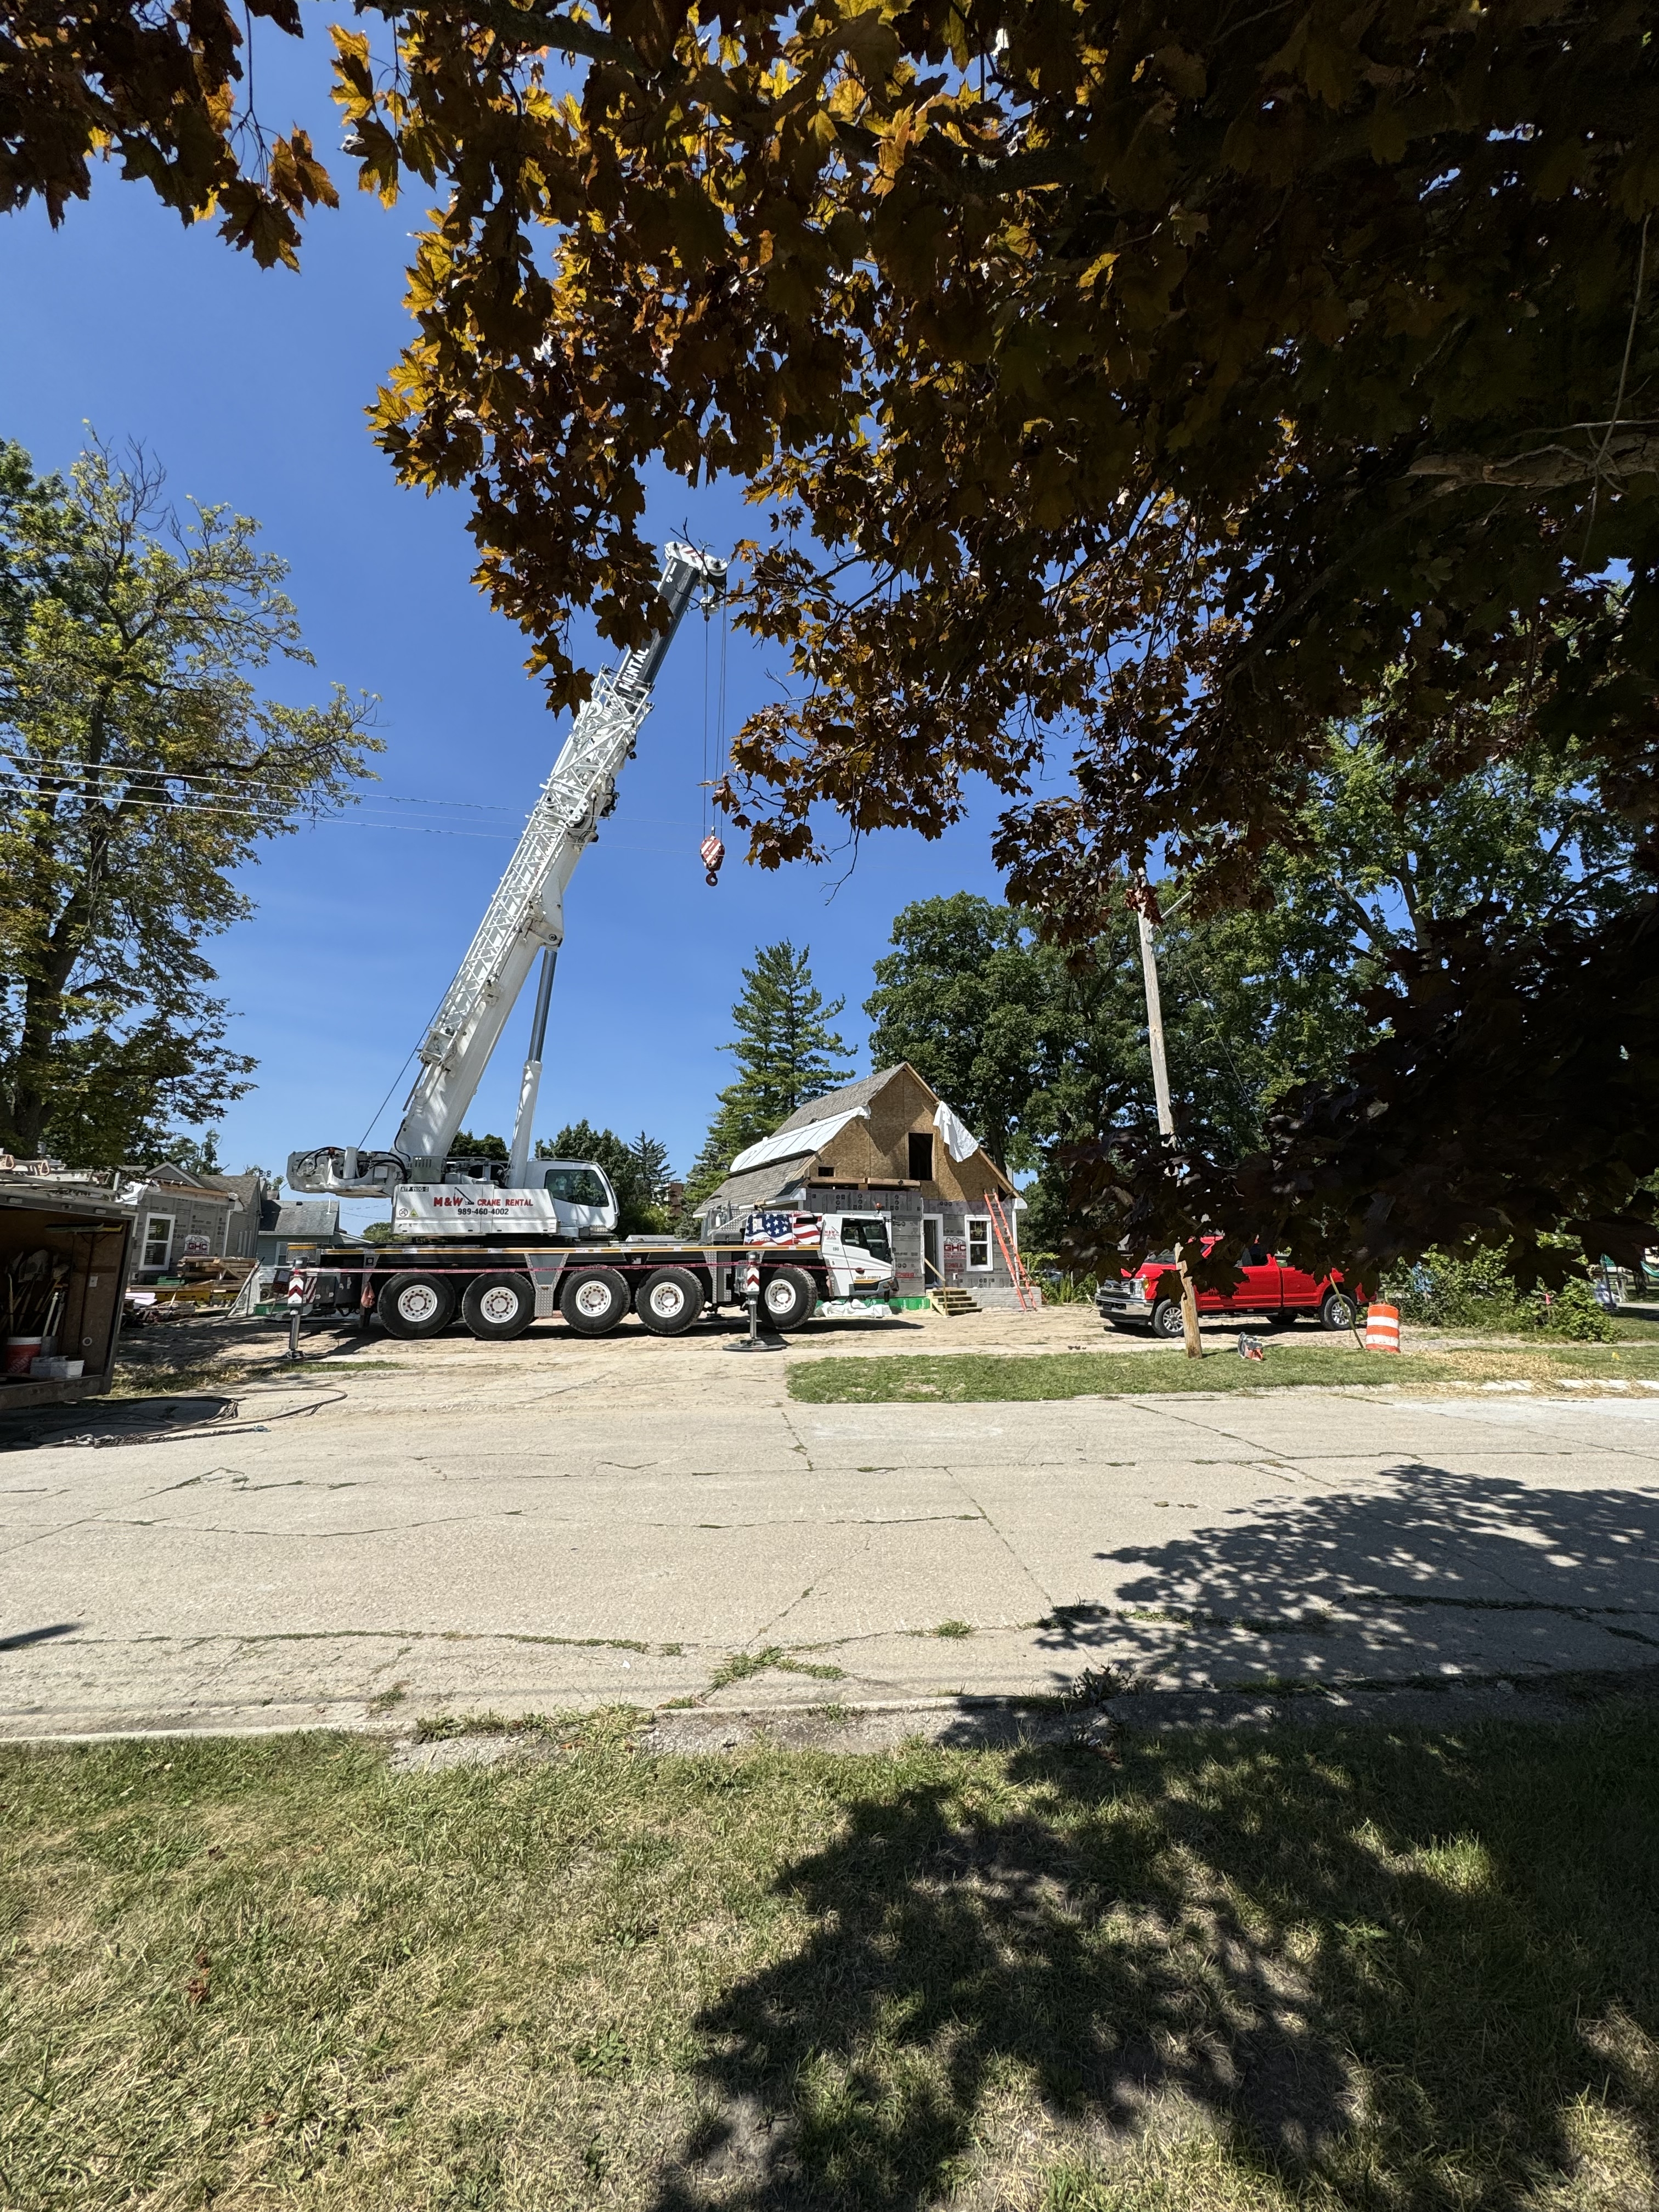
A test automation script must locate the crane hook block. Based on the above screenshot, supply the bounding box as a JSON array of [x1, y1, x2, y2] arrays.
[[700, 833, 725, 888]]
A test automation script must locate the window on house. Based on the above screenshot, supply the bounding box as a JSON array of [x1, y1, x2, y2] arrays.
[[141, 1215, 174, 1271], [907, 1132, 934, 1181], [967, 1217, 991, 1271]]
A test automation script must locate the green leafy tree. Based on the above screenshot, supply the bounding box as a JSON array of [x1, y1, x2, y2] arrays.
[[0, 439, 377, 1163], [879, 724, 1639, 1266], [539, 1120, 672, 1235], [15, 0, 1659, 1258], [449, 1129, 509, 1161], [683, 943, 854, 1214], [865, 896, 1058, 1175], [155, 1130, 222, 1175]]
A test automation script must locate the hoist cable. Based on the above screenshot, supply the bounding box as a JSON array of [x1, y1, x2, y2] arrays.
[[701, 592, 712, 840]]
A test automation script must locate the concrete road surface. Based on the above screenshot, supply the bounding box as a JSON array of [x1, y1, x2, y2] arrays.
[[2, 1312, 1657, 1736]]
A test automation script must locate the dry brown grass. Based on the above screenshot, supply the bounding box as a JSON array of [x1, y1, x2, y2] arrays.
[[2, 1705, 1656, 2210]]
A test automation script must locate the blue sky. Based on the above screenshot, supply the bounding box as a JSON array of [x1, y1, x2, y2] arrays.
[[0, 41, 1015, 1204]]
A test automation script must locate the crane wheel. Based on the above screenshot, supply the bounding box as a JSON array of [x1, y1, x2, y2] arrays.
[[759, 1266, 815, 1331], [635, 1266, 704, 1336], [462, 1272, 535, 1340], [559, 1266, 629, 1336], [377, 1272, 456, 1338]]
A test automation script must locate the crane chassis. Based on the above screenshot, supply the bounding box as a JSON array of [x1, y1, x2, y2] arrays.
[[294, 1216, 896, 1341]]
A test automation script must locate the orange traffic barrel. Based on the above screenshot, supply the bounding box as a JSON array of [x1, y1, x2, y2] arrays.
[[1365, 1302, 1401, 1352]]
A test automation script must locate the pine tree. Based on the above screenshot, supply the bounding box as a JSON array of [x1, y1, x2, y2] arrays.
[[682, 942, 854, 1215], [538, 1120, 672, 1235], [628, 1131, 673, 1204]]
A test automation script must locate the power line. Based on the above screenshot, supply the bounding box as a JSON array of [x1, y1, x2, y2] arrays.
[[0, 755, 523, 812]]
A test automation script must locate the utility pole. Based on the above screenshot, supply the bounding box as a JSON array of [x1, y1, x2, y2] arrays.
[[1136, 891, 1204, 1359]]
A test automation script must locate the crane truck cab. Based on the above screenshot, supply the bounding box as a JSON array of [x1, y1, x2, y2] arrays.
[[389, 1159, 620, 1243]]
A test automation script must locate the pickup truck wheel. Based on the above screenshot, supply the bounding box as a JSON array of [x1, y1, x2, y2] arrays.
[[760, 1266, 815, 1331], [636, 1266, 703, 1336], [1150, 1298, 1186, 1339], [462, 1272, 535, 1340], [1320, 1289, 1358, 1331], [377, 1272, 455, 1338], [560, 1266, 629, 1336]]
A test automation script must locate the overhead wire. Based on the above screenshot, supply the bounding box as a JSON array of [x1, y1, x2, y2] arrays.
[[0, 754, 523, 811], [0, 776, 516, 839]]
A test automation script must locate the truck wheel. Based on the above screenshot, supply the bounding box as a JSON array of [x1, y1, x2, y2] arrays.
[[560, 1266, 629, 1336], [635, 1266, 704, 1336], [377, 1272, 455, 1338], [760, 1266, 815, 1331], [1150, 1298, 1186, 1339], [1320, 1289, 1358, 1331], [462, 1272, 535, 1341]]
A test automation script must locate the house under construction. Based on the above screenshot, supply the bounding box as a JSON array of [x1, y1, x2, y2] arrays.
[[693, 1063, 1032, 1307]]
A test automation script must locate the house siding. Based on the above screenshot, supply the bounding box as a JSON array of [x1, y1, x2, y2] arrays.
[[697, 1063, 1033, 1304], [803, 1065, 1013, 1206], [804, 1183, 1027, 1304], [127, 1187, 234, 1277]]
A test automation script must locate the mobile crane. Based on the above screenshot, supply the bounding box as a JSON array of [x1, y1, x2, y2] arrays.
[[284, 542, 897, 1341]]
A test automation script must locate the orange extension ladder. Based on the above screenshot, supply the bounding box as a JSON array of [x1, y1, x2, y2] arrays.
[[986, 1193, 1038, 1311]]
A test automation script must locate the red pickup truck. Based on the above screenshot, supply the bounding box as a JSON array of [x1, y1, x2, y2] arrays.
[[1094, 1240, 1359, 1337]]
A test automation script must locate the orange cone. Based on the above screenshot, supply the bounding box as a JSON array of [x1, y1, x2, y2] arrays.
[[1365, 1302, 1401, 1352]]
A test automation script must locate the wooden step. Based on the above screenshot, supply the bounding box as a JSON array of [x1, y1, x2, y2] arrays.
[[930, 1288, 981, 1316]]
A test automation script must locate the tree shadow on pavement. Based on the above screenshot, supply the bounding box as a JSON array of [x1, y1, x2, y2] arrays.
[[647, 1469, 1659, 2210], [1033, 1464, 1659, 1689]]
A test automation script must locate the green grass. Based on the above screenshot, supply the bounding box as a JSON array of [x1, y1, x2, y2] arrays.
[[788, 1341, 1659, 1403], [707, 1646, 847, 1689], [2, 1709, 1656, 2210]]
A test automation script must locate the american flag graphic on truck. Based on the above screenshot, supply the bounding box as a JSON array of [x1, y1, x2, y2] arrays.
[[744, 1212, 821, 1246]]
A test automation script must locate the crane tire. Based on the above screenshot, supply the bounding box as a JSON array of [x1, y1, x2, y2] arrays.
[[635, 1266, 704, 1336], [560, 1266, 629, 1336], [462, 1272, 535, 1341], [377, 1272, 456, 1338], [760, 1266, 815, 1331]]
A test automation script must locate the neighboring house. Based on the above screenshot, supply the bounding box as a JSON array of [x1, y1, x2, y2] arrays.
[[119, 1165, 239, 1281], [255, 1198, 341, 1269], [195, 1170, 267, 1260], [694, 1063, 1032, 1307]]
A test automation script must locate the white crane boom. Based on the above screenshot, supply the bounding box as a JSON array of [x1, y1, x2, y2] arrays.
[[287, 543, 726, 1198]]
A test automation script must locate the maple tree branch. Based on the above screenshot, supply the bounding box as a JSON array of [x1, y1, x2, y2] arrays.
[[1406, 433, 1659, 490], [467, 0, 642, 71]]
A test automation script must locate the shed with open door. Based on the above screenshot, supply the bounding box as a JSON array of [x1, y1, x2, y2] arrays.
[[0, 1176, 136, 1409]]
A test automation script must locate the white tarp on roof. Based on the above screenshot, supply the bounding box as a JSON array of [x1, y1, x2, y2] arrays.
[[933, 1101, 980, 1162], [728, 1107, 870, 1176]]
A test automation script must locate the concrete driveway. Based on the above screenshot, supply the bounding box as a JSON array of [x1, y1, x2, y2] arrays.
[[3, 1310, 1657, 1736]]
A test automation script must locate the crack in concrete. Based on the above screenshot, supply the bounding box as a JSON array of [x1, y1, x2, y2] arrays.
[[94, 1509, 515, 1541], [936, 1460, 1057, 1617]]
